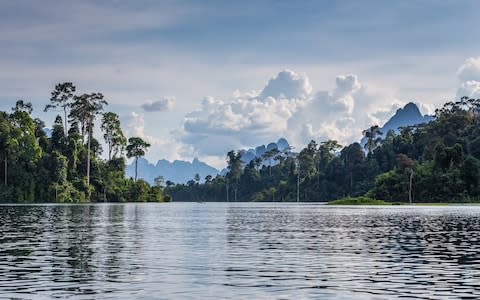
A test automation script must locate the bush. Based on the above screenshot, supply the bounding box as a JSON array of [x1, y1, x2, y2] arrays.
[[328, 196, 391, 205]]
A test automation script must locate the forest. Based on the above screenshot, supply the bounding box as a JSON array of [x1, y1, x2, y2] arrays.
[[166, 97, 480, 203], [0, 82, 169, 203]]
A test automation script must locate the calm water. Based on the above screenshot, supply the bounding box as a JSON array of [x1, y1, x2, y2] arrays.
[[1, 203, 480, 299]]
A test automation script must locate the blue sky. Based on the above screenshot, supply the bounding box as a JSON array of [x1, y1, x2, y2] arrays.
[[1, 0, 480, 167]]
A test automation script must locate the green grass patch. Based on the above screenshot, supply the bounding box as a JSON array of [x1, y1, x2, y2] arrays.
[[328, 196, 392, 205]]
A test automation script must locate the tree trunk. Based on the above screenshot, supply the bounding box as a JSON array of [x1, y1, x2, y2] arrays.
[[4, 155, 7, 186], [226, 181, 229, 202], [64, 107, 68, 136], [269, 159, 272, 176], [135, 157, 138, 181], [408, 170, 414, 204], [350, 171, 353, 195], [297, 172, 300, 202], [86, 119, 92, 201], [87, 122, 91, 186]]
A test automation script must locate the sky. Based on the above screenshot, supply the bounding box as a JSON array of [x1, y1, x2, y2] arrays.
[[1, 0, 480, 168]]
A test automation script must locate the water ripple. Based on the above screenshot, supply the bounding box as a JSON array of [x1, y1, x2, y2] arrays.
[[1, 203, 480, 299]]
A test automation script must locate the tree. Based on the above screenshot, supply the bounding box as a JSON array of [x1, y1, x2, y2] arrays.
[[397, 153, 414, 203], [12, 100, 33, 114], [101, 112, 126, 160], [263, 148, 280, 176], [341, 143, 365, 194], [226, 150, 243, 201], [461, 156, 480, 195], [298, 140, 317, 178], [51, 115, 66, 152], [194, 173, 201, 183], [126, 137, 150, 181], [45, 82, 76, 135], [363, 125, 383, 155], [154, 175, 164, 187], [205, 175, 213, 183], [70, 93, 108, 191], [0, 112, 12, 186]]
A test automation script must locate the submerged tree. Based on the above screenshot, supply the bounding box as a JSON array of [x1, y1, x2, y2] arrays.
[[126, 137, 150, 181]]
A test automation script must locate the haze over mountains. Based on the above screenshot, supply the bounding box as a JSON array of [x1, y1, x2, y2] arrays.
[[379, 102, 433, 136], [127, 102, 433, 184]]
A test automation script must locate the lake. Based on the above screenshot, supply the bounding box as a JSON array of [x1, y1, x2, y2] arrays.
[[1, 203, 480, 299]]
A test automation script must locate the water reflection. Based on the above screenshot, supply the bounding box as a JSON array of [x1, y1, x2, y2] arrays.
[[1, 204, 480, 299]]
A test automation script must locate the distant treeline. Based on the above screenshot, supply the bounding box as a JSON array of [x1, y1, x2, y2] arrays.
[[166, 97, 480, 203], [0, 82, 169, 203]]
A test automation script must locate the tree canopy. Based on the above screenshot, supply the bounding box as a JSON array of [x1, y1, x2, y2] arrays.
[[0, 85, 168, 203]]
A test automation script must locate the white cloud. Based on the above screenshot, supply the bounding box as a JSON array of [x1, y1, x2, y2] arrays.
[[178, 70, 404, 156], [259, 69, 312, 99], [456, 57, 480, 99], [457, 57, 480, 83], [286, 74, 404, 147], [124, 112, 192, 162], [142, 97, 174, 112], [457, 80, 480, 99]]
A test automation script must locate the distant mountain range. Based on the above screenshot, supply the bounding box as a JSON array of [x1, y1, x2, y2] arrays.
[[127, 102, 433, 184], [239, 137, 290, 165], [126, 158, 219, 185]]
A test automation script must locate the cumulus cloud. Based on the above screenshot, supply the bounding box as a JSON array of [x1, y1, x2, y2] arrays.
[[286, 74, 403, 147], [124, 112, 192, 162], [259, 69, 312, 99], [457, 80, 480, 99], [177, 69, 404, 156], [457, 57, 480, 99], [141, 97, 174, 112], [457, 57, 480, 83], [179, 95, 300, 156]]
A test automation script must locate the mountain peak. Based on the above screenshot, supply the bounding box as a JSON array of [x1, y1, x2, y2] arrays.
[[127, 158, 218, 184], [382, 102, 431, 132]]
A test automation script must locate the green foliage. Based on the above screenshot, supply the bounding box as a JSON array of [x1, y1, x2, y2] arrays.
[[126, 137, 151, 181], [0, 84, 166, 203], [328, 196, 391, 205], [168, 97, 480, 203]]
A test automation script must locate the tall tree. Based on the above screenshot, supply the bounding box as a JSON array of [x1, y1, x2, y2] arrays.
[[397, 153, 414, 203], [12, 100, 33, 114], [363, 125, 383, 155], [126, 137, 150, 181], [0, 112, 12, 186], [45, 82, 76, 135], [226, 150, 243, 201], [70, 93, 108, 190], [101, 112, 126, 160], [51, 115, 66, 153]]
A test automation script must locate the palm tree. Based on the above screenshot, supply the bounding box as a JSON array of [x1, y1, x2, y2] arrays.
[[363, 125, 383, 155], [126, 137, 151, 181]]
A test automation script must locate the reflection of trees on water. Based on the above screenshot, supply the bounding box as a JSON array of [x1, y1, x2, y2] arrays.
[[223, 205, 480, 296], [0, 204, 131, 297]]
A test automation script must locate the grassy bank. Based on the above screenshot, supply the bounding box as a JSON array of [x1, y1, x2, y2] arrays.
[[328, 197, 392, 205]]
